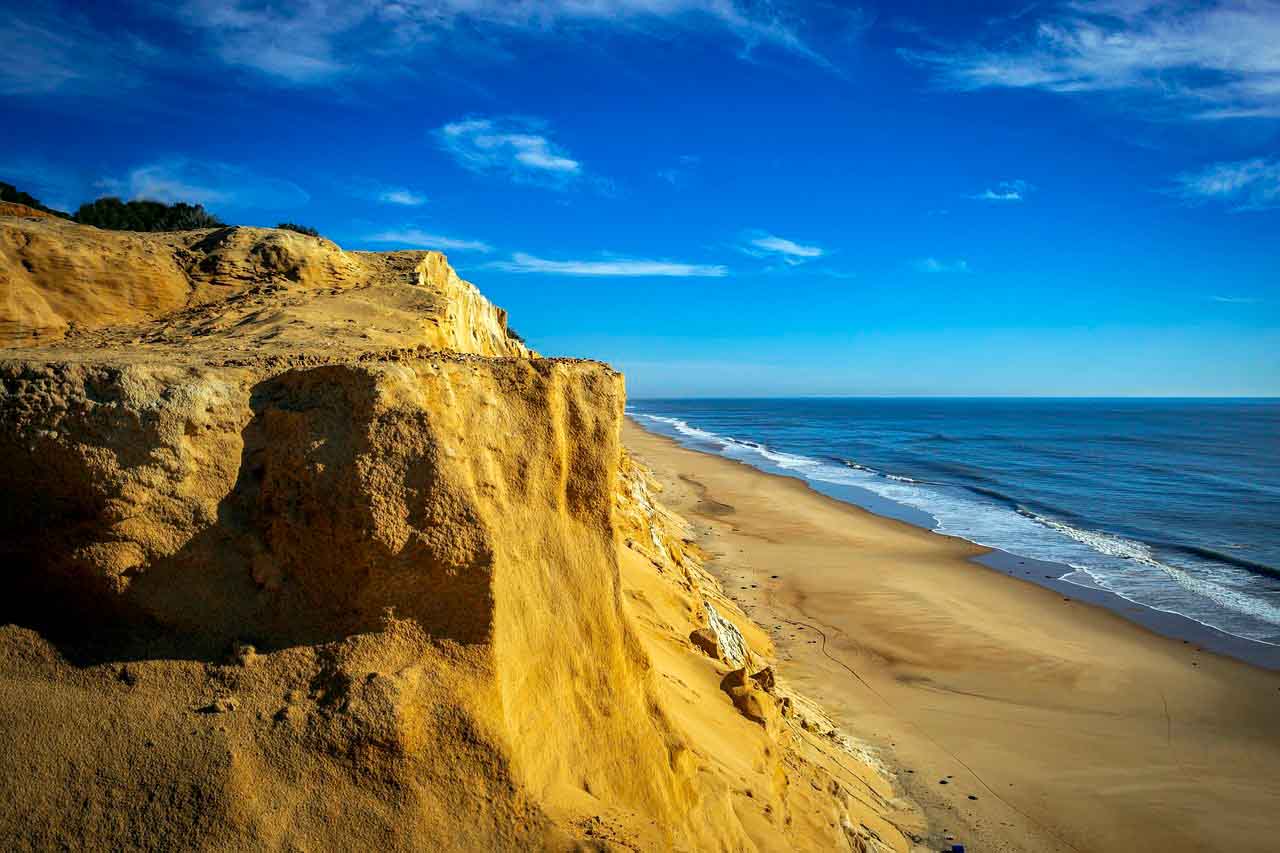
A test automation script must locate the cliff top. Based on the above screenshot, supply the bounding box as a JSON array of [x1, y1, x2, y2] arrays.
[[0, 214, 531, 364]]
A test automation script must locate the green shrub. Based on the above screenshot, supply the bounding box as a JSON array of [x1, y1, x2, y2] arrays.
[[276, 222, 320, 237], [0, 181, 70, 218], [507, 326, 526, 344], [73, 197, 224, 231]]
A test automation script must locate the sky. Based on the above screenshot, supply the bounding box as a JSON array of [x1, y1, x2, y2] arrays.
[[2, 0, 1278, 397]]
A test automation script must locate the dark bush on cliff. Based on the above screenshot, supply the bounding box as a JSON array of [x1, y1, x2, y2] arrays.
[[1, 182, 70, 218], [73, 197, 225, 232], [276, 222, 321, 237]]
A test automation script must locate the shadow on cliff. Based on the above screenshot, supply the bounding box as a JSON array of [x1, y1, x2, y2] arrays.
[[1, 366, 495, 667]]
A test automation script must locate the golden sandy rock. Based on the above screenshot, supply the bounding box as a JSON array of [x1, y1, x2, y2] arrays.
[[0, 201, 62, 219], [0, 217, 915, 851]]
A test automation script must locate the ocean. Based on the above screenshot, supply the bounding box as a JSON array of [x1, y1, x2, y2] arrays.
[[628, 398, 1280, 648]]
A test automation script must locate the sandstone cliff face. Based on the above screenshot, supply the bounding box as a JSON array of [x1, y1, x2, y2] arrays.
[[0, 215, 913, 852]]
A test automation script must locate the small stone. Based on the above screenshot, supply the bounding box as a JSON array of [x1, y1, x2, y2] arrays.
[[689, 628, 721, 660], [197, 697, 239, 715], [232, 642, 258, 667], [749, 666, 775, 692]]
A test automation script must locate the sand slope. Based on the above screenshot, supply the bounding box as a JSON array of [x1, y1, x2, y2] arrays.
[[0, 214, 919, 851]]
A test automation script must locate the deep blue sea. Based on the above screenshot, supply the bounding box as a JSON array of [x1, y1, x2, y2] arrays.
[[628, 398, 1280, 647]]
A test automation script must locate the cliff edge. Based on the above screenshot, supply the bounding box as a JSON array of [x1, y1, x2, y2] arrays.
[[0, 213, 919, 851]]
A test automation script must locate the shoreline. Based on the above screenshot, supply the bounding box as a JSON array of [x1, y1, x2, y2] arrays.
[[623, 416, 1280, 853], [629, 412, 1280, 671]]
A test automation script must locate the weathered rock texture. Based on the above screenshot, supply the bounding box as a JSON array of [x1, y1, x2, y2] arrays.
[[0, 214, 915, 851], [0, 214, 529, 357]]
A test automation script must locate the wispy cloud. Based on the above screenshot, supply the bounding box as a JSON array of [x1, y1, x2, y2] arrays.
[[749, 233, 825, 259], [173, 0, 357, 83], [1172, 159, 1280, 211], [490, 252, 727, 277], [657, 154, 701, 186], [165, 1, 830, 84], [914, 257, 971, 274], [0, 3, 153, 96], [435, 117, 582, 189], [737, 231, 826, 268], [972, 179, 1032, 201], [1212, 295, 1262, 304], [16, 2, 845, 99], [97, 159, 310, 210], [364, 229, 492, 252], [812, 267, 858, 280], [902, 1, 1280, 120], [378, 188, 427, 206]]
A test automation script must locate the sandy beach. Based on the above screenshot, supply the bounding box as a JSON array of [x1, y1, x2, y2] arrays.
[[625, 418, 1280, 853]]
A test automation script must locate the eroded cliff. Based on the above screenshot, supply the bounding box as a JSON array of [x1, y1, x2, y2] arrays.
[[0, 212, 918, 851]]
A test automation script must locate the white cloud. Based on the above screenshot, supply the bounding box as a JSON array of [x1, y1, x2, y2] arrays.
[[1212, 295, 1262, 304], [166, 1, 828, 83], [914, 257, 971, 274], [378, 188, 427, 206], [175, 0, 356, 82], [435, 117, 582, 188], [1172, 159, 1280, 211], [972, 179, 1032, 201], [97, 159, 309, 210], [749, 233, 824, 259], [903, 1, 1280, 120], [738, 231, 826, 268], [491, 252, 727, 277], [364, 229, 493, 252]]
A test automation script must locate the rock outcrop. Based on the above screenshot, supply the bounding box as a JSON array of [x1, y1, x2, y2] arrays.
[[0, 215, 529, 358], [0, 214, 915, 851]]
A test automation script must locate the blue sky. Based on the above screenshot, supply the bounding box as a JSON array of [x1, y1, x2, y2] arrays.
[[2, 0, 1277, 396]]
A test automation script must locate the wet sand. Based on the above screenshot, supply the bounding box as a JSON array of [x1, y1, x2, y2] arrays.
[[625, 418, 1280, 853]]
